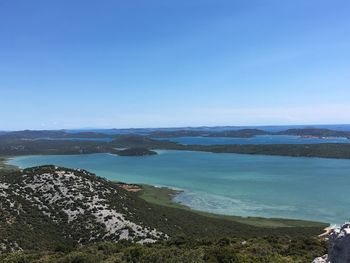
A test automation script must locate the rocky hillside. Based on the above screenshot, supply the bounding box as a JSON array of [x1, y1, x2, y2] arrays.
[[313, 223, 350, 263], [0, 166, 166, 252]]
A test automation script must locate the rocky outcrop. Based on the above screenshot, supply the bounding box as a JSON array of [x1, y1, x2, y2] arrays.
[[313, 223, 350, 263], [313, 255, 329, 263], [0, 166, 166, 252]]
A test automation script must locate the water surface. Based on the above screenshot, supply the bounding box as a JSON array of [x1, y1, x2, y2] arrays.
[[8, 151, 350, 224], [154, 135, 350, 145]]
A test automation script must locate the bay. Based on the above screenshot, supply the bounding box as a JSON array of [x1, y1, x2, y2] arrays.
[[8, 150, 350, 224]]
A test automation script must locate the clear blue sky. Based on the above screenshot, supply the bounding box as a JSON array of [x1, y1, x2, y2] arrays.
[[1, 0, 349, 130]]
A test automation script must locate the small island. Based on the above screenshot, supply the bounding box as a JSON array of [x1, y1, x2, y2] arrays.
[[114, 147, 158, 156]]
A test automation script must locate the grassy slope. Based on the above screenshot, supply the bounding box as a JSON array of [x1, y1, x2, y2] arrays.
[[137, 184, 185, 209]]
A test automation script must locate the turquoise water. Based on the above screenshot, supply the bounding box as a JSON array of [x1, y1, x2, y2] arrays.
[[8, 151, 350, 224], [154, 135, 350, 145]]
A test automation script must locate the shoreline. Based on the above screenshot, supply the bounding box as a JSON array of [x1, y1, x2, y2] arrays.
[[136, 184, 327, 228], [0, 156, 19, 171], [2, 155, 328, 229]]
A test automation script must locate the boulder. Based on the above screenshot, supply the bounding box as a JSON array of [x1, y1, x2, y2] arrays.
[[312, 255, 328, 263], [313, 223, 350, 263]]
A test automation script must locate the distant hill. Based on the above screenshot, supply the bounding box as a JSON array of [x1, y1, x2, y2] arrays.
[[150, 129, 270, 138], [0, 130, 109, 140], [1, 127, 350, 140], [1, 134, 350, 159], [277, 128, 350, 138], [0, 130, 67, 139], [114, 147, 158, 156], [150, 128, 350, 139]]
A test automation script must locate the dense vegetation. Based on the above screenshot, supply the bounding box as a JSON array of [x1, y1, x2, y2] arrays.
[[1, 127, 350, 162], [276, 128, 350, 138], [1, 128, 350, 159], [1, 127, 349, 140], [150, 128, 269, 138], [110, 136, 350, 159], [0, 236, 326, 263], [113, 147, 158, 156], [150, 128, 350, 139], [189, 143, 350, 159]]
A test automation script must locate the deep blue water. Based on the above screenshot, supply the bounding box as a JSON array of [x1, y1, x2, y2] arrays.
[[8, 151, 350, 224], [154, 135, 350, 145]]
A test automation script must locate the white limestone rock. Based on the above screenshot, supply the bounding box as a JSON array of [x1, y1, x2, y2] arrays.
[[312, 255, 328, 263], [313, 223, 350, 263], [0, 165, 166, 251]]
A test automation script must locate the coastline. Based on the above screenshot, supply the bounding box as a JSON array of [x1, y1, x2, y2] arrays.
[[0, 156, 19, 171], [136, 183, 327, 228], [2, 155, 328, 229]]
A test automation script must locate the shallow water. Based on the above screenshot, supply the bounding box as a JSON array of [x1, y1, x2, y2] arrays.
[[8, 150, 350, 224]]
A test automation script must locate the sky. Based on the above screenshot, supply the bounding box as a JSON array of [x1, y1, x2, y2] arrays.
[[0, 0, 350, 130]]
